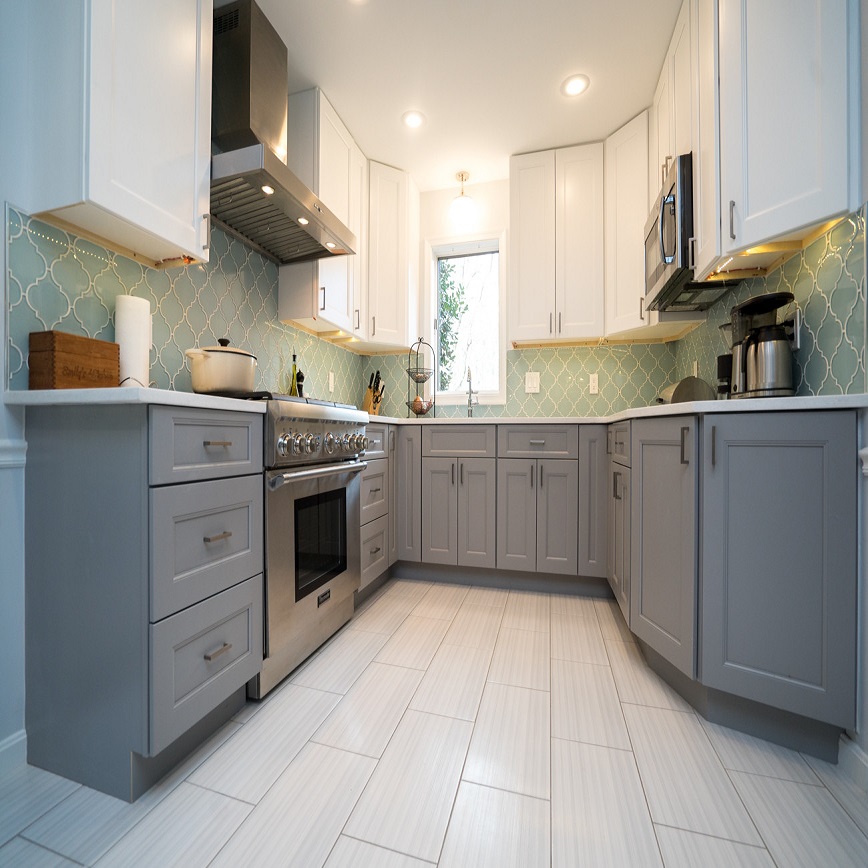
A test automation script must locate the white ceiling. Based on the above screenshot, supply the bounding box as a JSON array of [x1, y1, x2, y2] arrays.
[[253, 0, 683, 192]]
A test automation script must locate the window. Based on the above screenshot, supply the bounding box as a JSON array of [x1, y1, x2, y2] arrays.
[[434, 239, 502, 400]]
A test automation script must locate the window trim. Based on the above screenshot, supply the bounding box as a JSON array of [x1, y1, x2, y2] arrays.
[[424, 231, 507, 406]]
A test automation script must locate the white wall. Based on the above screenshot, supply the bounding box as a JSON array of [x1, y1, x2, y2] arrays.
[[0, 4, 30, 774]]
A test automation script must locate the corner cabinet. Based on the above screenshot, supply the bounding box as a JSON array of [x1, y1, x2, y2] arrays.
[[394, 425, 423, 562], [25, 403, 263, 801], [15, 0, 212, 265], [367, 161, 420, 349], [280, 89, 368, 336], [630, 416, 698, 678], [700, 411, 857, 728], [509, 146, 605, 342]]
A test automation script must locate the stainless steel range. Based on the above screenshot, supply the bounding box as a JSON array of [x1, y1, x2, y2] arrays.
[[248, 396, 368, 699]]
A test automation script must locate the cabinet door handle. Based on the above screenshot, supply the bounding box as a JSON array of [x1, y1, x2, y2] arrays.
[[539, 464, 544, 487], [549, 312, 553, 334], [711, 425, 716, 467], [452, 462, 455, 485], [606, 429, 613, 455], [530, 464, 534, 488], [639, 297, 645, 321], [529, 439, 546, 446], [204, 642, 232, 662], [372, 316, 376, 336], [390, 429, 396, 451], [320, 286, 326, 311], [729, 200, 736, 240], [203, 530, 233, 543], [203, 440, 232, 448], [460, 462, 464, 485], [202, 213, 211, 252], [355, 309, 360, 329], [688, 236, 696, 270], [370, 546, 381, 555], [613, 470, 621, 501], [680, 426, 690, 465], [370, 487, 381, 493], [558, 312, 562, 333]]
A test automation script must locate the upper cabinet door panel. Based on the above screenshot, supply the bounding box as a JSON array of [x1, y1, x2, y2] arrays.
[[719, 0, 850, 251], [88, 0, 211, 260], [509, 151, 557, 341], [555, 144, 605, 339]]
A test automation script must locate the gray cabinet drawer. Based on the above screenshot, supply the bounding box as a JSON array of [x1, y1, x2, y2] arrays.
[[609, 421, 631, 466], [150, 575, 262, 756], [360, 514, 389, 590], [422, 425, 496, 457], [150, 406, 263, 485], [365, 422, 390, 460], [360, 458, 389, 525], [497, 425, 578, 459], [150, 474, 264, 621]]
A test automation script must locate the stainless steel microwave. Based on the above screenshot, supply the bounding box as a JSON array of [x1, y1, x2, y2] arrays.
[[644, 153, 694, 310]]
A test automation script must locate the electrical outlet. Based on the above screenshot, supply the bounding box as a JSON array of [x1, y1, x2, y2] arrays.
[[589, 373, 599, 395], [328, 371, 335, 393], [525, 371, 540, 393]]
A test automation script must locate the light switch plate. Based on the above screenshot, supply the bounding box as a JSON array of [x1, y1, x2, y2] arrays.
[[525, 371, 540, 393], [328, 371, 335, 393], [589, 373, 599, 395]]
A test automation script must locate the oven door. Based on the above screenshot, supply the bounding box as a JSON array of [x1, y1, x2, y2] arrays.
[[260, 461, 364, 684]]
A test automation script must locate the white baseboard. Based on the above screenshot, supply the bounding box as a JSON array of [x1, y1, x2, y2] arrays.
[[0, 729, 26, 776], [839, 735, 868, 793]]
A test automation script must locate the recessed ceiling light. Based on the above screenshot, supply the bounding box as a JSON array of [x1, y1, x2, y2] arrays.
[[297, 217, 309, 225], [326, 241, 336, 249], [561, 74, 590, 97], [261, 184, 275, 195], [402, 110, 425, 129]]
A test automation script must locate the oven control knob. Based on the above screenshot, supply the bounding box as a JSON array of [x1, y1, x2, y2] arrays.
[[303, 434, 316, 454], [352, 433, 363, 451], [277, 433, 291, 457], [361, 436, 369, 453], [291, 433, 305, 455], [324, 432, 337, 455], [340, 433, 352, 453]]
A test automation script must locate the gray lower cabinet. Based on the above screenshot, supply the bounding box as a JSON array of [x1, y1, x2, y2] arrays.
[[422, 456, 496, 567], [25, 403, 264, 801], [607, 460, 631, 625], [360, 513, 389, 588], [578, 425, 608, 578], [395, 425, 422, 561], [630, 416, 698, 678], [359, 454, 391, 591], [700, 411, 857, 728], [387, 428, 398, 565], [496, 458, 578, 575]]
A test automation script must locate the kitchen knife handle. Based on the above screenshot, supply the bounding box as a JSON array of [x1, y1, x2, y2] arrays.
[[680, 427, 690, 465], [203, 530, 232, 543]]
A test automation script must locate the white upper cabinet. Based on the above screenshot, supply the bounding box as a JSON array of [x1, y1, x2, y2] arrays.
[[367, 161, 419, 349], [15, 0, 212, 266], [509, 144, 604, 343], [718, 0, 853, 255], [605, 112, 651, 335], [649, 2, 693, 205], [279, 89, 367, 334]]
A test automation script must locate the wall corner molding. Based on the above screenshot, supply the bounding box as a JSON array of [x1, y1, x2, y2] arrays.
[[0, 439, 27, 469]]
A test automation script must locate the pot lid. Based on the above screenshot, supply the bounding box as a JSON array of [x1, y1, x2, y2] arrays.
[[200, 338, 257, 359]]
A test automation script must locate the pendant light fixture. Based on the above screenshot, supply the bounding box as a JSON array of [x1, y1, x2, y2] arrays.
[[449, 171, 476, 227]]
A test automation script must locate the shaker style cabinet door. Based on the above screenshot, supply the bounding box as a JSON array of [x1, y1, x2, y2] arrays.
[[535, 458, 578, 576], [395, 426, 422, 562], [700, 411, 857, 728], [456, 458, 497, 569], [496, 459, 537, 572], [630, 416, 698, 678], [607, 462, 631, 625], [718, 0, 851, 252], [422, 457, 458, 565]]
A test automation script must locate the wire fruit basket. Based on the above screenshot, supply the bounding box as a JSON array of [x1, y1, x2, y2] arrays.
[[406, 337, 435, 417]]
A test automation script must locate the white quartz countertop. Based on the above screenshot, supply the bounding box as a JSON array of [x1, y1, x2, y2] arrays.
[[3, 386, 267, 413], [374, 393, 868, 425]]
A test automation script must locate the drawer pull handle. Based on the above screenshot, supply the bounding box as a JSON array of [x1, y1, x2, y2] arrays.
[[370, 546, 381, 555], [203, 440, 232, 448], [529, 439, 546, 446], [370, 487, 382, 493], [204, 642, 232, 662], [203, 530, 233, 543], [680, 427, 690, 465]]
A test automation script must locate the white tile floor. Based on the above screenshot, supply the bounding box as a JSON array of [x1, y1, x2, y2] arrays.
[[3, 577, 868, 867]]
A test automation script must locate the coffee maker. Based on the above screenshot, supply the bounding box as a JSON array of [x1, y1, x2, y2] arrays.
[[728, 291, 798, 398]]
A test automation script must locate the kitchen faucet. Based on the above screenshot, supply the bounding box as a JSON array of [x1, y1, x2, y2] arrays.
[[467, 367, 478, 417]]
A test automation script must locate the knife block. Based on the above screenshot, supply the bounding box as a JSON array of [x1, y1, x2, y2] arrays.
[[362, 387, 379, 415]]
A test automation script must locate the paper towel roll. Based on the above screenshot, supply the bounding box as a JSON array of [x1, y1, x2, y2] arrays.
[[115, 295, 152, 388]]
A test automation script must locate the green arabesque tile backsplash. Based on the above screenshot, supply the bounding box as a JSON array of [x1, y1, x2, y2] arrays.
[[6, 206, 865, 416]]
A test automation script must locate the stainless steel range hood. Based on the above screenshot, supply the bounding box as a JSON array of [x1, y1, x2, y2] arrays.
[[210, 0, 356, 264]]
